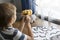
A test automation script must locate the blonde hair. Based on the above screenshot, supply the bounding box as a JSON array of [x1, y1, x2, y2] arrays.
[[0, 3, 16, 27]]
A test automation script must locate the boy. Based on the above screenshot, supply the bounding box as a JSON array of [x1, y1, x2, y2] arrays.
[[0, 3, 33, 40]]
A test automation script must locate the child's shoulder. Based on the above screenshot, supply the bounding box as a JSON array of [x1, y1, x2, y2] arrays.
[[1, 27, 20, 36], [7, 27, 19, 31], [3, 27, 19, 34]]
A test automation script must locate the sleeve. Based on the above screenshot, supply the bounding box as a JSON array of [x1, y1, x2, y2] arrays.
[[13, 29, 27, 40]]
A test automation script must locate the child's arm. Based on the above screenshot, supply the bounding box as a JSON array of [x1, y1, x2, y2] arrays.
[[19, 17, 25, 32], [18, 15, 34, 40], [25, 15, 34, 40], [25, 22, 34, 40]]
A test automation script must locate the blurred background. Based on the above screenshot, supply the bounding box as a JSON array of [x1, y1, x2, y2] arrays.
[[1, 0, 60, 19]]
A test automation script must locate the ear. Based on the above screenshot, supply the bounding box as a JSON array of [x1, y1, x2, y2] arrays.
[[7, 17, 12, 24]]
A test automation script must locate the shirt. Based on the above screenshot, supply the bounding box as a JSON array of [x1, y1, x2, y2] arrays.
[[0, 27, 27, 40]]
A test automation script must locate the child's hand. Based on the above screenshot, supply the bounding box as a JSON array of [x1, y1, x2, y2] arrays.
[[25, 15, 31, 23], [20, 15, 31, 32]]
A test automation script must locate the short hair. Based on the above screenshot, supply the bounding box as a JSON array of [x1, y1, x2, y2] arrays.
[[0, 3, 16, 27]]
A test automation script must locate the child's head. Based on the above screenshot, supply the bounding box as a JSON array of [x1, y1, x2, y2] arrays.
[[0, 3, 16, 27]]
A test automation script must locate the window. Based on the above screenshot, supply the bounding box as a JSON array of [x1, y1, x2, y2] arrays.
[[35, 0, 60, 25]]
